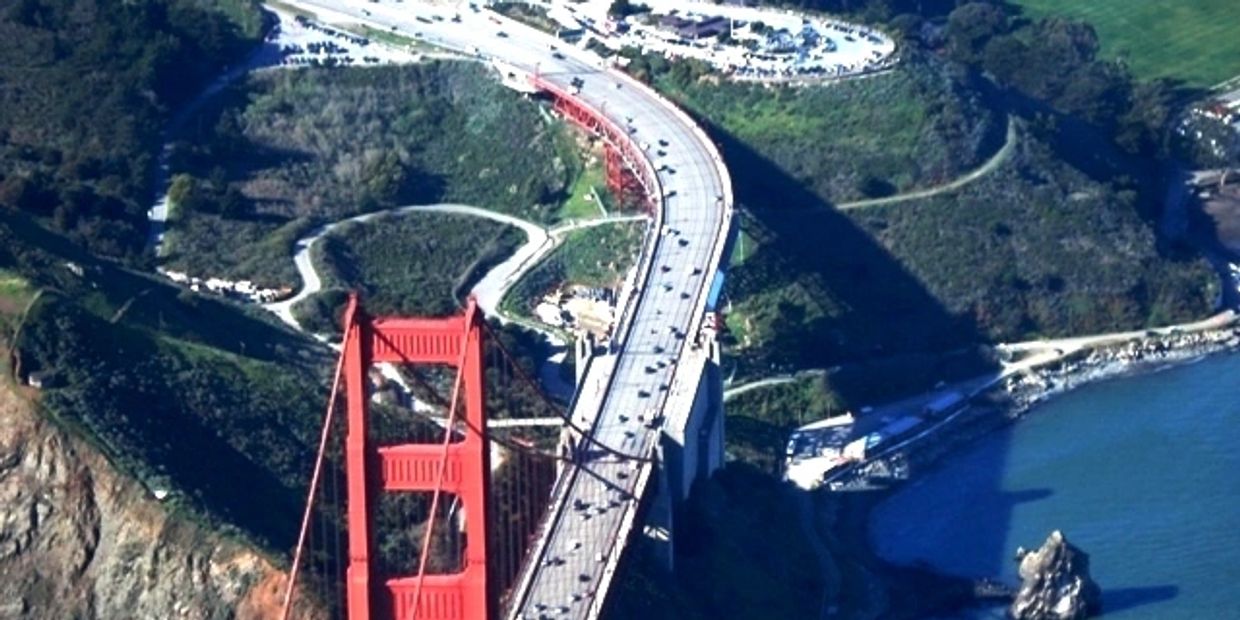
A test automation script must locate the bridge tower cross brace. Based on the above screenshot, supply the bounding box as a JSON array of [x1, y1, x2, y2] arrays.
[[342, 295, 492, 620]]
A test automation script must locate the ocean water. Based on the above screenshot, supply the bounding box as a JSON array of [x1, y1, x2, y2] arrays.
[[868, 352, 1240, 619]]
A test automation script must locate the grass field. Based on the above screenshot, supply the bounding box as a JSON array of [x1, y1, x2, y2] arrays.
[[1011, 0, 1240, 88], [503, 222, 645, 314], [555, 137, 611, 221], [653, 55, 1000, 204]]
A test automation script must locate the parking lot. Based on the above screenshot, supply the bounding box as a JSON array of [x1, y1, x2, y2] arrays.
[[553, 0, 897, 83]]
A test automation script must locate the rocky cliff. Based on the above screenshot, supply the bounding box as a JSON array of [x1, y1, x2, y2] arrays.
[[0, 381, 290, 619], [1011, 530, 1101, 620]]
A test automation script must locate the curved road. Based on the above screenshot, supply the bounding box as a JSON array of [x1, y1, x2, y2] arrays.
[[274, 1, 735, 617], [262, 202, 647, 331], [264, 203, 549, 328]]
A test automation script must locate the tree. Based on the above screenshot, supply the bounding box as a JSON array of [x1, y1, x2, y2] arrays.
[[219, 186, 249, 218], [857, 175, 896, 198], [167, 174, 198, 209], [608, 0, 646, 18], [981, 35, 1028, 85], [945, 2, 1008, 64]]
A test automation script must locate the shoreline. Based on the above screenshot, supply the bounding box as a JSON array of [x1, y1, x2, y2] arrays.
[[817, 320, 1240, 619]]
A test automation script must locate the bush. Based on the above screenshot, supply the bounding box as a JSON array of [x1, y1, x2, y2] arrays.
[[0, 0, 263, 263], [165, 62, 577, 287], [293, 212, 523, 334]]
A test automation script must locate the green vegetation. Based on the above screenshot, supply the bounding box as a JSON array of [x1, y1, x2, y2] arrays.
[[724, 347, 992, 468], [0, 0, 264, 263], [624, 2, 1220, 390], [630, 52, 1002, 204], [293, 212, 523, 333], [0, 268, 36, 333], [726, 377, 839, 471], [943, 3, 1179, 156], [729, 228, 758, 267], [853, 131, 1216, 339], [492, 2, 559, 34], [1009, 0, 1240, 88], [165, 62, 580, 287], [357, 24, 418, 49], [728, 125, 1214, 377], [1, 212, 326, 552], [555, 136, 612, 220], [505, 222, 645, 313]]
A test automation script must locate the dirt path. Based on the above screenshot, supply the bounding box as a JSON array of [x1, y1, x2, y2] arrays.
[[836, 115, 1017, 211]]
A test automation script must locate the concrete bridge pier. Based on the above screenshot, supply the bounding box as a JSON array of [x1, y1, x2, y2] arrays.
[[645, 330, 726, 571]]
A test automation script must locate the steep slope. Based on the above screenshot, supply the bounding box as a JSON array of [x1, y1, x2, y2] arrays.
[[0, 381, 290, 619]]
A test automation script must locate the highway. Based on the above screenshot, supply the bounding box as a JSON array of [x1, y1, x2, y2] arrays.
[[280, 2, 733, 617]]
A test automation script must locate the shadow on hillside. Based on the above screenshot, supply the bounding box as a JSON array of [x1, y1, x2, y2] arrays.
[[605, 110, 1022, 616], [2, 212, 322, 365], [708, 118, 994, 377]]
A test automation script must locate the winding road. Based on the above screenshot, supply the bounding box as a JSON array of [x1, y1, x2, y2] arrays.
[[263, 203, 646, 331], [155, 0, 737, 616]]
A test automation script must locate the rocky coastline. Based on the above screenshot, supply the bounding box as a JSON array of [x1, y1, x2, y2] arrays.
[[1001, 327, 1240, 420], [822, 320, 1240, 619]]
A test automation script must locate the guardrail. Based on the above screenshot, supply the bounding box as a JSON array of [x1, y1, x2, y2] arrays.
[[482, 9, 735, 618], [503, 79, 669, 620], [527, 75, 666, 354], [583, 67, 733, 620]]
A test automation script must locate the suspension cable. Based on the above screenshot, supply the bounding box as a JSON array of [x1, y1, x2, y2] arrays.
[[481, 321, 657, 463], [409, 328, 471, 619], [281, 326, 350, 620]]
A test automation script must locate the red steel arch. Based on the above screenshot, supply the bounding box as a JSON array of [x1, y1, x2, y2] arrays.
[[342, 295, 491, 620]]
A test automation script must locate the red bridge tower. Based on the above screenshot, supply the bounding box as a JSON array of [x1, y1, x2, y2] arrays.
[[342, 296, 491, 620]]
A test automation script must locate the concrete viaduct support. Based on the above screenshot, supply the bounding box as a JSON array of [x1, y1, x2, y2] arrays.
[[646, 331, 727, 572]]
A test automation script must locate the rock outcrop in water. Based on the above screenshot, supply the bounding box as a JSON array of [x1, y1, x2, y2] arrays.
[[1010, 530, 1101, 620]]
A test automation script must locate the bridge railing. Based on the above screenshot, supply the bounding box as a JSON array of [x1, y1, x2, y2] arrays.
[[484, 10, 735, 618], [504, 79, 668, 617], [583, 67, 734, 620], [527, 75, 666, 355]]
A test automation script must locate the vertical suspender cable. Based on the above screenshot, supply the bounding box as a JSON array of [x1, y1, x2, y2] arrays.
[[281, 335, 350, 620], [409, 329, 471, 619]]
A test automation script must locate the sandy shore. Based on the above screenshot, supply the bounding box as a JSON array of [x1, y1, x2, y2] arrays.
[[815, 321, 1240, 619]]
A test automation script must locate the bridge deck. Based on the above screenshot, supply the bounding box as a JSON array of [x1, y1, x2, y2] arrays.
[[281, 3, 733, 618]]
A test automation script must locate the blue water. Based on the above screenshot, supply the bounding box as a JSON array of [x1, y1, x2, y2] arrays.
[[869, 352, 1240, 619]]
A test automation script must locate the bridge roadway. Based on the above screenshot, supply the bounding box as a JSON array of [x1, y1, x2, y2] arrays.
[[282, 2, 733, 617]]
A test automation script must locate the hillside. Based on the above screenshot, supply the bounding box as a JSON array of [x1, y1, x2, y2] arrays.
[[163, 61, 583, 288], [640, 52, 1002, 204], [0, 378, 305, 619], [725, 124, 1214, 376], [626, 12, 1221, 385], [0, 0, 265, 264], [2, 212, 329, 553], [293, 211, 524, 333]]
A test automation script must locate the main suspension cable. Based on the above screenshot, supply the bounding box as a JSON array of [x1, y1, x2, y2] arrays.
[[481, 321, 657, 463]]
